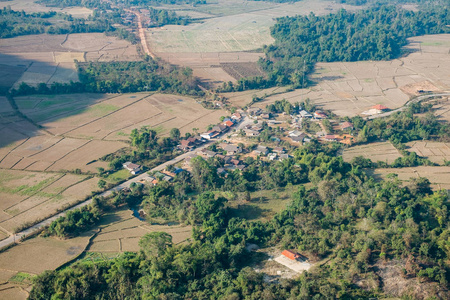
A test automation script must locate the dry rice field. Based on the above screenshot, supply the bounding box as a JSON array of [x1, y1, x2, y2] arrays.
[[251, 34, 450, 117], [342, 142, 402, 164], [368, 166, 450, 191], [0, 0, 93, 18], [0, 33, 140, 89], [0, 229, 94, 300], [0, 91, 224, 234], [148, 0, 362, 88], [87, 208, 192, 254], [405, 141, 450, 164], [0, 169, 100, 234]]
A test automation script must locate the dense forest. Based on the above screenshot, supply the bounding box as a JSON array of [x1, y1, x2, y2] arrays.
[[30, 133, 450, 298], [256, 4, 449, 88], [147, 7, 191, 27]]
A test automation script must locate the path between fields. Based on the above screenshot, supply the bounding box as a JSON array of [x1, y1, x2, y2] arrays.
[[0, 117, 251, 250], [365, 92, 450, 120]]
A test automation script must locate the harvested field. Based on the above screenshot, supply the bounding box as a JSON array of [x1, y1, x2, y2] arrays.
[[250, 34, 450, 117], [87, 208, 192, 254], [147, 0, 362, 86], [221, 62, 265, 80], [0, 33, 140, 88], [0, 231, 93, 274], [368, 166, 450, 191], [0, 0, 93, 18], [156, 52, 263, 88], [0, 169, 100, 234], [405, 141, 450, 164], [433, 96, 450, 123], [342, 142, 402, 164]]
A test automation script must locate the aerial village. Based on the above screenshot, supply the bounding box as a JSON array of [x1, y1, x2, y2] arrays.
[[122, 101, 390, 185], [119, 101, 390, 276]]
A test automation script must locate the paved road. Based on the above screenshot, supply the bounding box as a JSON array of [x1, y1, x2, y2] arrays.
[[366, 92, 450, 120], [0, 118, 249, 250]]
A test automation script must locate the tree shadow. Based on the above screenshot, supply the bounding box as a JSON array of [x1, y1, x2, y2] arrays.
[[0, 52, 113, 149]]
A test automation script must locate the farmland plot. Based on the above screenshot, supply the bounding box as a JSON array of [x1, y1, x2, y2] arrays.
[[0, 169, 100, 234], [369, 166, 450, 191], [342, 142, 402, 164], [405, 141, 450, 164], [87, 208, 192, 253], [254, 35, 450, 117], [0, 33, 140, 89]]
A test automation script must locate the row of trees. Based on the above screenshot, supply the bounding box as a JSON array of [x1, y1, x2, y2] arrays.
[[9, 57, 203, 96]]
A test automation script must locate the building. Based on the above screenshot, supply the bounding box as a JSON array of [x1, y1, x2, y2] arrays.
[[273, 147, 285, 154], [231, 112, 242, 121], [222, 144, 242, 155], [199, 148, 217, 158], [179, 139, 194, 150], [340, 121, 354, 131], [200, 130, 220, 140], [123, 162, 141, 175], [323, 134, 337, 142], [223, 120, 234, 128], [314, 111, 327, 119], [212, 124, 229, 133], [299, 110, 313, 118], [254, 145, 269, 155], [281, 250, 307, 261]]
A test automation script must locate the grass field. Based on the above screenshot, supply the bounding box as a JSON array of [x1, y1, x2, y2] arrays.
[[228, 186, 297, 222], [342, 142, 402, 164]]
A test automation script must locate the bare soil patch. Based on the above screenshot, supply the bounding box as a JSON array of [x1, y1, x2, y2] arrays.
[[342, 142, 402, 164], [221, 62, 265, 80]]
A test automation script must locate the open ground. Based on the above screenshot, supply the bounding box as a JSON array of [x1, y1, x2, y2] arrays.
[[0, 33, 140, 90], [342, 142, 402, 164]]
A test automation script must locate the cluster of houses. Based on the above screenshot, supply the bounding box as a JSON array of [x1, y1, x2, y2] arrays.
[[200, 113, 242, 140]]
